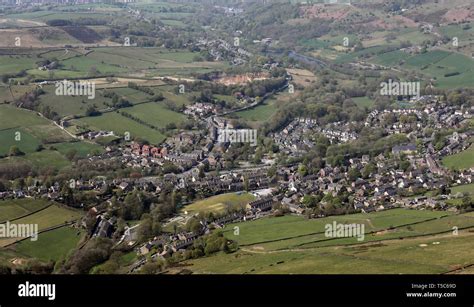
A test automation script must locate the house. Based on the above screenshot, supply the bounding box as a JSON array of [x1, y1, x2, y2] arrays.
[[246, 197, 274, 212], [119, 182, 132, 192], [392, 144, 417, 155]]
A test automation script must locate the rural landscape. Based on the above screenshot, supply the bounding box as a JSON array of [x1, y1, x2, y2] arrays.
[[0, 0, 473, 277]]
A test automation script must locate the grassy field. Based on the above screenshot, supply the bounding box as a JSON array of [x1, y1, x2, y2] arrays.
[[0, 149, 72, 170], [0, 85, 36, 103], [52, 141, 104, 158], [442, 144, 474, 170], [0, 54, 39, 75], [181, 192, 256, 215], [120, 102, 186, 129], [352, 96, 375, 109], [183, 210, 474, 274], [37, 85, 112, 117], [14, 226, 83, 262], [236, 94, 284, 123], [33, 47, 227, 79], [0, 104, 48, 129], [451, 183, 474, 195], [77, 111, 166, 144], [0, 46, 226, 80], [220, 209, 448, 250], [371, 50, 407, 66], [0, 104, 72, 143], [0, 128, 41, 156], [403, 50, 451, 68], [183, 231, 474, 274], [0, 204, 82, 247], [0, 198, 51, 222]]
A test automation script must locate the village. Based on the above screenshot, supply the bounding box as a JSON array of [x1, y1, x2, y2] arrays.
[[1, 92, 473, 271]]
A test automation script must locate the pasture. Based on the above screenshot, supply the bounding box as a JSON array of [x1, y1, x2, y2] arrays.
[[0, 85, 36, 103], [181, 192, 256, 215], [120, 102, 186, 129], [352, 96, 375, 109], [77, 111, 166, 144], [236, 92, 289, 123], [451, 183, 474, 195], [184, 210, 474, 274], [0, 204, 82, 247], [0, 149, 71, 170], [52, 141, 104, 158], [0, 104, 72, 144], [442, 144, 474, 170], [0, 104, 48, 129], [0, 128, 41, 156], [220, 208, 448, 250], [184, 232, 474, 274], [14, 226, 83, 262], [0, 198, 51, 223], [0, 54, 39, 74]]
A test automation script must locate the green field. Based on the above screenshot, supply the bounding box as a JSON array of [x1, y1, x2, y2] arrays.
[[371, 50, 407, 66], [0, 46, 227, 80], [183, 210, 474, 274], [0, 104, 72, 143], [451, 183, 474, 196], [0, 104, 49, 129], [36, 47, 226, 79], [0, 149, 72, 170], [14, 226, 83, 262], [0, 55, 39, 75], [109, 87, 154, 104], [77, 111, 166, 144], [0, 198, 51, 222], [38, 85, 112, 117], [181, 192, 256, 215], [52, 141, 104, 158], [352, 96, 375, 109], [443, 144, 474, 170], [0, 85, 36, 103], [403, 50, 451, 68], [220, 209, 448, 250], [184, 232, 474, 274], [0, 204, 82, 247], [120, 102, 185, 128], [236, 93, 285, 123], [0, 128, 41, 156]]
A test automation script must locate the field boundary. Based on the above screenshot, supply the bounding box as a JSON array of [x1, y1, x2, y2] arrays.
[[294, 224, 474, 251], [3, 221, 76, 248], [231, 212, 450, 248], [0, 201, 53, 224]]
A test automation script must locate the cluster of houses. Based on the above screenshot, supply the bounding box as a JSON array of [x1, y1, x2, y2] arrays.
[[272, 118, 358, 156], [365, 102, 472, 135], [274, 150, 473, 214], [184, 103, 218, 118], [195, 38, 253, 66]]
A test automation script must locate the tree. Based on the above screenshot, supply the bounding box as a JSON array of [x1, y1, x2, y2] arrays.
[[65, 149, 77, 161], [13, 178, 25, 190], [186, 218, 202, 234], [243, 176, 249, 192], [348, 168, 361, 181], [85, 106, 101, 117], [8, 145, 23, 157], [298, 164, 308, 177]]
